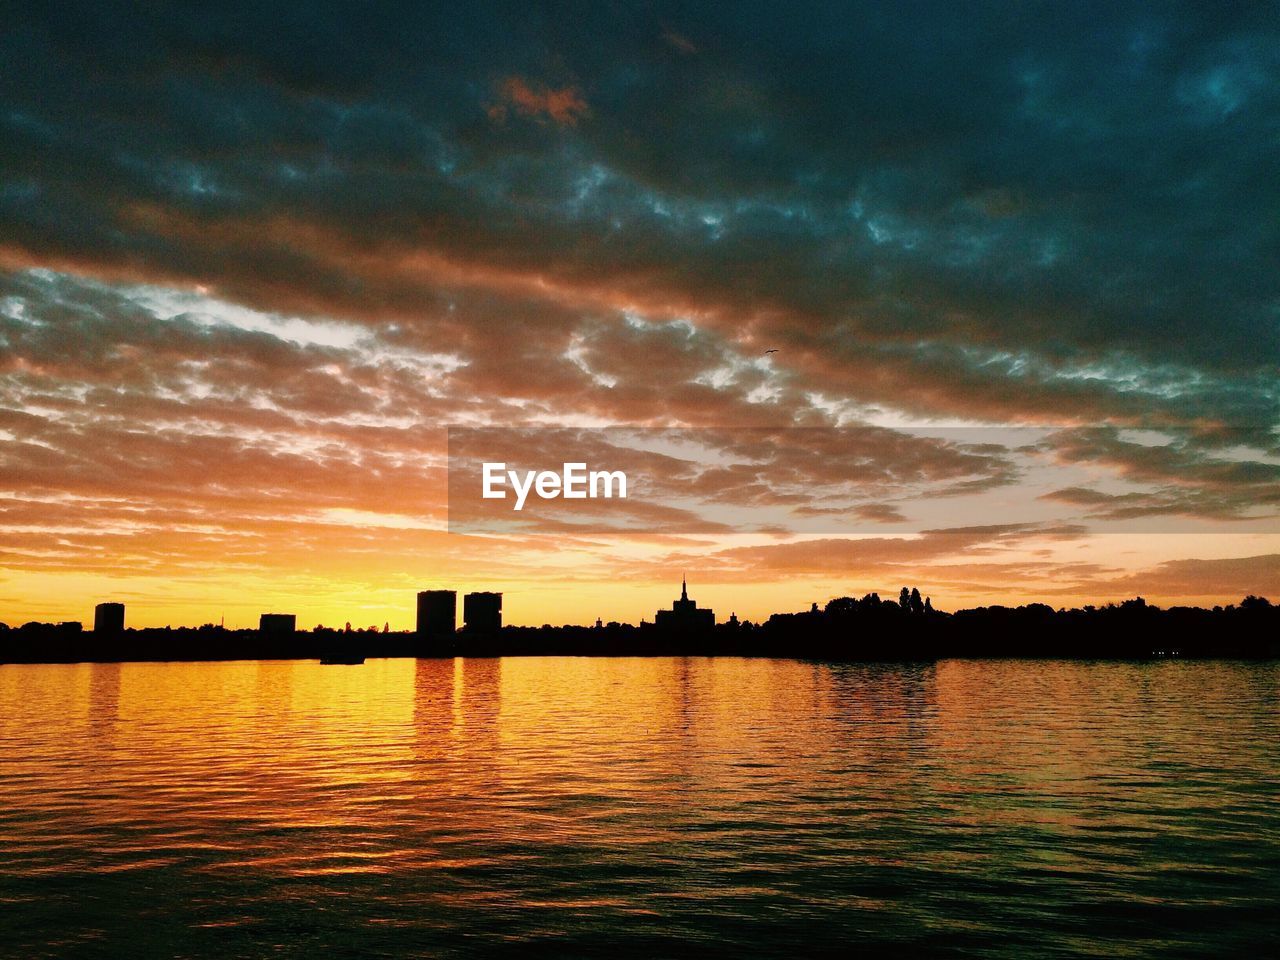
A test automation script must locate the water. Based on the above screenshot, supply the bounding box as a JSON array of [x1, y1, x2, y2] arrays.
[[0, 658, 1276, 958]]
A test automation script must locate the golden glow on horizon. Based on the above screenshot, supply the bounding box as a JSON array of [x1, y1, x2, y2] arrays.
[[5, 530, 1279, 629]]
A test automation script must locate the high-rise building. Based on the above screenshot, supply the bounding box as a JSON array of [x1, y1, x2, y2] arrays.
[[463, 592, 502, 633], [654, 577, 715, 632], [259, 613, 296, 637], [94, 602, 125, 635], [417, 590, 457, 639]]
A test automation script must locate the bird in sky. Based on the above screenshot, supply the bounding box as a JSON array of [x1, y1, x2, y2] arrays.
[[764, 348, 779, 354]]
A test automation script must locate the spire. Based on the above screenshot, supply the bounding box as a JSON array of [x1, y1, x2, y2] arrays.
[[681, 574, 688, 601]]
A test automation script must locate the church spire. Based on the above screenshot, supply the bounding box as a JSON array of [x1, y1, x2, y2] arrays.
[[681, 574, 688, 601]]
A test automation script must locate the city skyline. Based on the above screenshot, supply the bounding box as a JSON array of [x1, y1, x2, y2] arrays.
[[5, 578, 1276, 666], [24, 579, 709, 632], [8, 575, 1279, 637]]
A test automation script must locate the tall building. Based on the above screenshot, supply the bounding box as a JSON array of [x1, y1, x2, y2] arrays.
[[417, 590, 457, 638], [654, 577, 715, 632], [259, 613, 296, 637], [94, 602, 125, 635], [463, 592, 502, 633]]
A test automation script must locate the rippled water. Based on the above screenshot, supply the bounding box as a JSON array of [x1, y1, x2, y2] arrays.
[[0, 658, 1276, 958]]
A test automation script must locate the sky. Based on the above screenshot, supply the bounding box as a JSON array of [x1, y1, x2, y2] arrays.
[[1, 2, 1279, 628]]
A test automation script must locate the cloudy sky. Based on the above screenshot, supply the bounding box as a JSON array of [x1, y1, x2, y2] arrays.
[[2, 2, 1278, 627]]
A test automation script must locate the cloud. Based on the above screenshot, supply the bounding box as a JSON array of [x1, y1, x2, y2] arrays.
[[852, 504, 907, 524], [649, 524, 1057, 578], [1059, 554, 1280, 601], [2, 2, 1279, 620], [661, 30, 698, 55], [3, 1, 1277, 400], [1035, 427, 1280, 521], [488, 76, 589, 126]]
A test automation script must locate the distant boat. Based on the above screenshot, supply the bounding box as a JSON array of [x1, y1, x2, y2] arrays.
[[319, 654, 365, 665], [319, 640, 365, 665]]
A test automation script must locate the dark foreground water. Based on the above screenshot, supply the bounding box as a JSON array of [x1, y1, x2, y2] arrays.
[[0, 658, 1276, 959]]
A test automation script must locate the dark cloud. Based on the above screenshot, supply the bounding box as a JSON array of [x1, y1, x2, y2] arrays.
[[3, 2, 1278, 394]]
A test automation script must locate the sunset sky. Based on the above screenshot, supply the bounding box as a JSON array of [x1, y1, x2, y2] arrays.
[[2, 2, 1279, 628]]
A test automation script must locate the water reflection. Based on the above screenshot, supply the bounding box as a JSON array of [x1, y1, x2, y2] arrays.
[[0, 658, 1276, 959], [86, 662, 121, 743], [412, 657, 456, 756]]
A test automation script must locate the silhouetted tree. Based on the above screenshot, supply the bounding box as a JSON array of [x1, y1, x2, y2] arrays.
[[909, 587, 924, 614], [825, 597, 858, 617]]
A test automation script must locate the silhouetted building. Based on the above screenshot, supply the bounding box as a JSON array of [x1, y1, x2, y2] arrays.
[[655, 577, 715, 631], [259, 613, 296, 637], [417, 590, 457, 639], [94, 602, 125, 635], [463, 592, 502, 633]]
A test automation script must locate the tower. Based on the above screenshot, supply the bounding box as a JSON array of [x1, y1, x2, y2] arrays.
[[655, 578, 714, 632], [259, 613, 296, 637], [93, 602, 125, 636], [417, 590, 457, 640], [463, 592, 502, 633]]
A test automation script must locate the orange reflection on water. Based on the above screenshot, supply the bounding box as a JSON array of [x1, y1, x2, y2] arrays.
[[0, 655, 1277, 954]]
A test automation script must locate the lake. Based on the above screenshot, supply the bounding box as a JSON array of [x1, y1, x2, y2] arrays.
[[0, 658, 1276, 958]]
